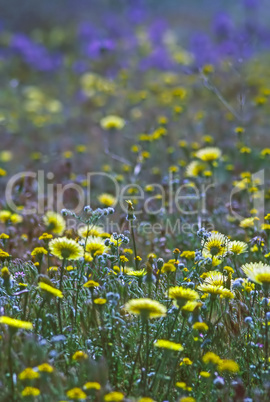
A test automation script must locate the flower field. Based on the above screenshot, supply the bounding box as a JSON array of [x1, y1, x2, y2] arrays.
[[1, 1, 270, 401]]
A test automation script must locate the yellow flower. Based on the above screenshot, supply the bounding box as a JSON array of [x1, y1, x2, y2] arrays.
[[31, 247, 48, 256], [200, 371, 211, 378], [234, 127, 245, 134], [66, 388, 87, 400], [0, 210, 12, 223], [240, 146, 251, 154], [182, 301, 202, 312], [126, 269, 146, 277], [98, 193, 116, 207], [100, 115, 125, 130], [21, 387, 40, 397], [202, 352, 222, 365], [198, 284, 234, 298], [168, 286, 199, 308], [202, 232, 230, 258], [38, 282, 63, 298], [0, 316, 33, 330], [125, 298, 167, 319], [239, 217, 257, 228], [39, 233, 53, 240], [193, 322, 209, 332], [203, 272, 224, 287], [104, 391, 125, 401], [242, 262, 270, 286], [37, 363, 54, 373], [186, 161, 206, 177], [0, 233, 9, 239], [219, 288, 235, 299], [176, 382, 187, 390], [78, 225, 104, 238], [195, 147, 221, 162], [85, 236, 109, 257], [218, 359, 240, 373], [83, 382, 101, 390], [94, 298, 107, 305], [49, 237, 84, 260], [180, 357, 193, 365], [223, 266, 234, 274], [181, 251, 195, 260], [179, 397, 196, 402], [230, 241, 248, 255], [154, 339, 183, 351], [72, 351, 88, 361], [161, 263, 176, 274], [83, 280, 100, 288], [0, 250, 10, 259], [19, 368, 40, 380], [1, 267, 10, 279], [43, 211, 66, 235], [138, 398, 156, 402]]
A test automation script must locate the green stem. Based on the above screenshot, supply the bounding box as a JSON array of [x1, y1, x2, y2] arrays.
[[127, 319, 145, 395], [8, 333, 14, 400]]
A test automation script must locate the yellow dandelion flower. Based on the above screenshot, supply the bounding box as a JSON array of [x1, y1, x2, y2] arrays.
[[195, 147, 221, 162], [38, 282, 63, 298], [202, 352, 222, 365], [203, 272, 224, 287], [176, 382, 186, 389], [126, 269, 146, 277], [49, 237, 83, 260], [230, 241, 248, 255], [125, 298, 167, 319], [72, 351, 88, 361], [21, 387, 40, 397], [180, 357, 193, 365], [0, 316, 33, 330], [19, 368, 40, 380], [219, 288, 235, 299], [98, 193, 116, 207], [154, 339, 184, 351], [85, 236, 109, 257], [218, 359, 239, 373], [31, 247, 48, 256], [100, 115, 125, 130], [39, 233, 53, 240], [242, 262, 270, 286], [0, 233, 9, 239], [0, 250, 10, 259], [37, 363, 54, 373], [0, 210, 12, 223], [181, 301, 202, 312], [239, 217, 257, 228], [78, 224, 104, 238], [43, 211, 66, 235], [168, 286, 199, 308], [104, 391, 125, 401], [193, 322, 209, 332], [186, 161, 206, 177], [1, 267, 10, 279], [161, 263, 176, 274], [200, 371, 211, 378], [83, 280, 100, 288], [181, 251, 195, 260], [83, 382, 101, 390], [66, 388, 87, 400], [138, 398, 156, 402], [202, 232, 231, 258], [94, 298, 107, 305]]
